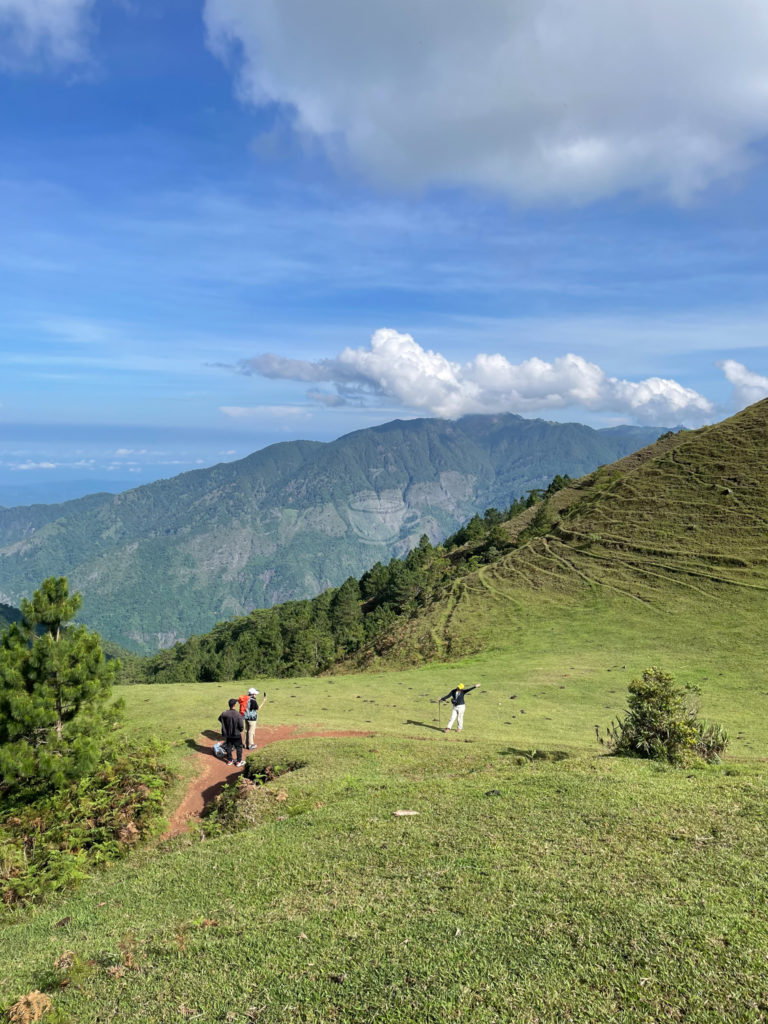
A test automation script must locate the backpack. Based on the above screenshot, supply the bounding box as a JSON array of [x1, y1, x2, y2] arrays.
[[240, 694, 259, 720], [212, 741, 227, 760]]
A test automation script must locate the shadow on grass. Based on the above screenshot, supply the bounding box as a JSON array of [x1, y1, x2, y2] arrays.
[[405, 719, 445, 733], [499, 746, 570, 762], [199, 768, 242, 816], [184, 731, 224, 754]]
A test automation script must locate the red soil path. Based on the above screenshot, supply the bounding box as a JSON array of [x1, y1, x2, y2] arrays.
[[163, 724, 369, 839]]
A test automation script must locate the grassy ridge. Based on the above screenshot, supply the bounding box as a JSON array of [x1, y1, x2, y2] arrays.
[[355, 400, 768, 672]]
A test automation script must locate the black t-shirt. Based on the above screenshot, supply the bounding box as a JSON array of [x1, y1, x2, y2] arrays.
[[443, 685, 477, 706], [219, 708, 244, 739]]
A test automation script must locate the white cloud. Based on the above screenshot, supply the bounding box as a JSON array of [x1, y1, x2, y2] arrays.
[[720, 359, 768, 408], [0, 0, 95, 68], [237, 328, 714, 425], [246, 353, 335, 383], [205, 0, 768, 204], [14, 461, 58, 471]]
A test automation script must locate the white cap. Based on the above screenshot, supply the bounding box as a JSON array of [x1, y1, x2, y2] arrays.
[[248, 688, 259, 695]]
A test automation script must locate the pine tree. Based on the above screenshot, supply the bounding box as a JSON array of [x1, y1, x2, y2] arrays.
[[0, 577, 120, 793], [330, 577, 365, 654]]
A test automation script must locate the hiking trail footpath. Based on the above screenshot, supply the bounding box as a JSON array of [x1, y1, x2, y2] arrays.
[[164, 724, 369, 838]]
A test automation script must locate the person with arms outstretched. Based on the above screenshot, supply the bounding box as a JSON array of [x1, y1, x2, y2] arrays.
[[439, 682, 480, 733]]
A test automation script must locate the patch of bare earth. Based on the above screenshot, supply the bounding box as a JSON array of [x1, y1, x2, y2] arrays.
[[163, 724, 370, 839]]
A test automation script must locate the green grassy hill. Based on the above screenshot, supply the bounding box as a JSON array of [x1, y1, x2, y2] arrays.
[[139, 401, 766, 696], [0, 414, 663, 652], [1, 404, 766, 1023], [2, 664, 766, 1022], [353, 399, 767, 679]]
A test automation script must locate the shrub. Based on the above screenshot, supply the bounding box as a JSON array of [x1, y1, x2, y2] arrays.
[[600, 667, 728, 764], [0, 743, 171, 906], [203, 760, 307, 833], [695, 721, 730, 762]]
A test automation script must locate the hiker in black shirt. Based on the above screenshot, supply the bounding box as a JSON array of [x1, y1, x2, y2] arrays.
[[439, 683, 480, 733], [218, 698, 245, 766]]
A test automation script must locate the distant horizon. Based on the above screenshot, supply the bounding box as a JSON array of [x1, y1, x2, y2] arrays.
[[0, 406, 680, 507]]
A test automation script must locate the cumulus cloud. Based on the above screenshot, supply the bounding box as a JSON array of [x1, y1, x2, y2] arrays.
[[236, 328, 713, 425], [720, 360, 768, 408], [204, 0, 768, 204], [0, 0, 95, 68]]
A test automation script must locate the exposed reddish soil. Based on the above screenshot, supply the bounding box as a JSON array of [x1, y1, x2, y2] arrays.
[[163, 724, 369, 839]]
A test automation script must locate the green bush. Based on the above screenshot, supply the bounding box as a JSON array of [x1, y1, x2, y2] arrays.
[[601, 667, 728, 764], [203, 759, 308, 834], [0, 743, 172, 906]]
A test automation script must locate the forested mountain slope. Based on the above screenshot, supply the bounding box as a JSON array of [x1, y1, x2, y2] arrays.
[[134, 400, 767, 685], [0, 414, 662, 652]]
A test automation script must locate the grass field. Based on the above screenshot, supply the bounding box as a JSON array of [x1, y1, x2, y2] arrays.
[[2, 403, 767, 1022], [2, 632, 767, 1023], [123, 559, 768, 769]]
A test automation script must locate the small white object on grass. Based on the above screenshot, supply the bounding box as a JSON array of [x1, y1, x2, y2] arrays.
[[393, 810, 419, 817]]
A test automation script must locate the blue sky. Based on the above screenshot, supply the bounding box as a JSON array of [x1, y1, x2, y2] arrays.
[[1, 0, 768, 502]]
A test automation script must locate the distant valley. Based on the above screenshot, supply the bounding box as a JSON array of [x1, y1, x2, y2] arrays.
[[0, 413, 664, 652]]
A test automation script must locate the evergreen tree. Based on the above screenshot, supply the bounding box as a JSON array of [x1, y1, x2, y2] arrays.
[[545, 474, 572, 496], [330, 577, 365, 653], [462, 514, 486, 543], [0, 577, 120, 793], [360, 561, 390, 601]]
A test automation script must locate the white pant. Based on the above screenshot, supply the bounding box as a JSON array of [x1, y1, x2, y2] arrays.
[[446, 705, 465, 731]]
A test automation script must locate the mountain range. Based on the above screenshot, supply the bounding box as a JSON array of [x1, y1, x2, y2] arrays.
[[0, 413, 664, 652], [138, 399, 768, 685]]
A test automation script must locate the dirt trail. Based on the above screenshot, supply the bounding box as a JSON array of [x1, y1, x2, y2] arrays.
[[163, 724, 369, 839]]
